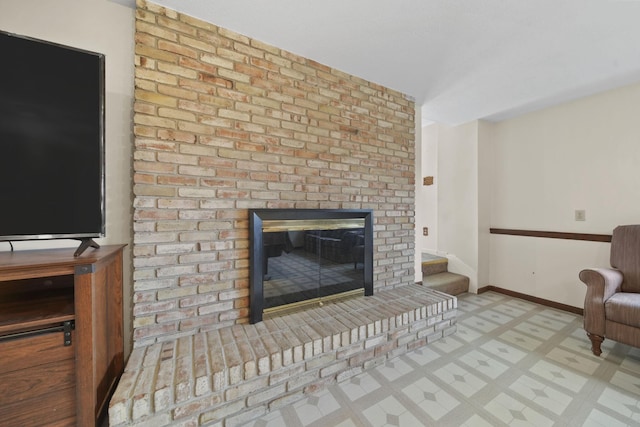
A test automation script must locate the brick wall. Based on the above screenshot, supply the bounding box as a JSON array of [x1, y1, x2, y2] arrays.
[[132, 0, 416, 347]]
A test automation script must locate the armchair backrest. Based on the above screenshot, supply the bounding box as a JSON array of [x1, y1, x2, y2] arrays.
[[611, 225, 640, 293]]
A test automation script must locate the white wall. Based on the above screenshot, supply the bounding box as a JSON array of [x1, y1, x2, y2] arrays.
[[490, 81, 640, 308], [477, 121, 492, 287], [418, 121, 489, 292], [414, 110, 427, 282], [416, 124, 439, 256], [0, 0, 135, 355], [438, 122, 479, 291]]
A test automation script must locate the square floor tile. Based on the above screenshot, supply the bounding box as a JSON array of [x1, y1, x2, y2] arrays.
[[338, 373, 382, 402], [477, 309, 514, 325], [583, 408, 630, 427], [458, 349, 510, 380], [460, 414, 496, 427], [499, 329, 543, 351], [404, 347, 441, 366], [513, 321, 556, 341], [509, 374, 573, 415], [430, 335, 465, 354], [597, 387, 640, 423], [293, 389, 341, 425], [620, 348, 640, 375], [528, 314, 568, 331], [376, 358, 415, 382], [609, 370, 640, 396], [546, 347, 600, 375], [492, 303, 528, 318], [537, 308, 578, 324], [529, 360, 588, 393], [484, 392, 554, 427], [402, 377, 460, 421], [433, 362, 487, 398], [462, 315, 501, 333], [362, 396, 424, 427], [455, 323, 484, 343], [481, 339, 528, 364]]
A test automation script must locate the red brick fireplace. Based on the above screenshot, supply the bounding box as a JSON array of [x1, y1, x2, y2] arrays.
[[131, 0, 416, 348]]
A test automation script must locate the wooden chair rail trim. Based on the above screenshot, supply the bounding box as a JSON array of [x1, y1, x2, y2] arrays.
[[490, 228, 612, 243]]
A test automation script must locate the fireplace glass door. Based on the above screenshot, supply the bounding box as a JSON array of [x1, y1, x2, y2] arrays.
[[262, 223, 366, 311], [249, 209, 373, 323]]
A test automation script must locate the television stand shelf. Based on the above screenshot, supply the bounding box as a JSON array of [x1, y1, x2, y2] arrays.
[[0, 245, 125, 427]]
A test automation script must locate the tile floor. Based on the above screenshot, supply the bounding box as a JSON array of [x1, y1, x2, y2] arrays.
[[242, 291, 640, 426]]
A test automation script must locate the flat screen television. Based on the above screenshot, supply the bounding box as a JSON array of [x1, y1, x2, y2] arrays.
[[0, 31, 105, 256]]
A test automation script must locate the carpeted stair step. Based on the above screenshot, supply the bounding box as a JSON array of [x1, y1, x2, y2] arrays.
[[423, 272, 469, 296], [421, 253, 448, 276]]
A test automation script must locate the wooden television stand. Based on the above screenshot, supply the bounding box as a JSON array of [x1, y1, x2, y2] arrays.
[[0, 245, 126, 426]]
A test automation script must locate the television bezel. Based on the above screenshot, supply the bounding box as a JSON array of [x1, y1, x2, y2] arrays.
[[0, 31, 106, 243]]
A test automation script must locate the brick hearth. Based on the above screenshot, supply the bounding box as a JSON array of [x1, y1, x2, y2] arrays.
[[110, 285, 456, 426]]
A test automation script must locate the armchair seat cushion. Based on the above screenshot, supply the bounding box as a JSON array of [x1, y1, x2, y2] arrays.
[[605, 293, 640, 328]]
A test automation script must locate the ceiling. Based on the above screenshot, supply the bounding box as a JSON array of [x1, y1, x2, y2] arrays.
[[135, 0, 640, 125]]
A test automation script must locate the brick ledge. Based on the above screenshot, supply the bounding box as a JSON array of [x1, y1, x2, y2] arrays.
[[109, 284, 457, 426]]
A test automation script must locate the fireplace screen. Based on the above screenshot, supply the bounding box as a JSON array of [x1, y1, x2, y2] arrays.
[[249, 209, 373, 323]]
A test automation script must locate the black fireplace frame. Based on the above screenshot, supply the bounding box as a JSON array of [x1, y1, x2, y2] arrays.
[[249, 208, 374, 323]]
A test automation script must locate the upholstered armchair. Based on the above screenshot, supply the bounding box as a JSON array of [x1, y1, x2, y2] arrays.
[[580, 225, 640, 356]]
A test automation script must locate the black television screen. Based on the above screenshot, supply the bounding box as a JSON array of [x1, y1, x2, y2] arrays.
[[0, 31, 105, 246]]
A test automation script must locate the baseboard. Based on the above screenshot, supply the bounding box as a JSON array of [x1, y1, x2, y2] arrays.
[[477, 285, 583, 316]]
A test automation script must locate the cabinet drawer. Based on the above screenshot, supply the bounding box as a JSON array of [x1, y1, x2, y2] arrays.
[[0, 386, 76, 427], [0, 327, 74, 375], [0, 329, 75, 426]]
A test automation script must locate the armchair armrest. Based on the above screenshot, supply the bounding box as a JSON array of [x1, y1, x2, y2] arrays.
[[579, 268, 623, 300], [579, 268, 623, 336]]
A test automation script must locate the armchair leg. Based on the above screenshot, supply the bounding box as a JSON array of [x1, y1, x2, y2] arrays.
[[587, 333, 604, 356]]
